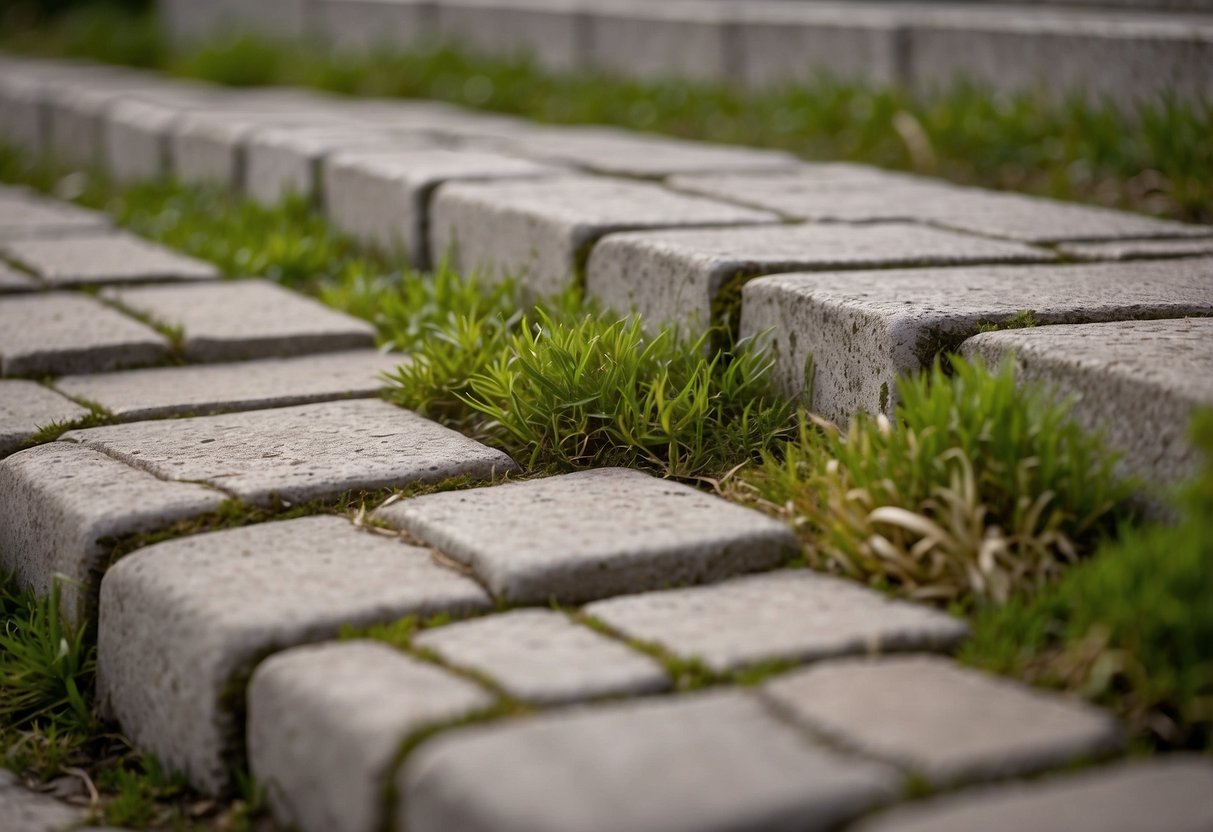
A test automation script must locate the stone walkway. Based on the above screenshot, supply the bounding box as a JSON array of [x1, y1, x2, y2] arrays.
[[2, 52, 1213, 832]]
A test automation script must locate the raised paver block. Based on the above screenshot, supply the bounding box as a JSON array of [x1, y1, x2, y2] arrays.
[[739, 258, 1213, 423], [0, 261, 38, 293], [2, 232, 220, 288], [401, 690, 901, 832], [434, 0, 587, 73], [0, 292, 169, 377], [431, 176, 779, 296], [585, 570, 968, 674], [101, 279, 375, 362], [0, 768, 86, 832], [584, 4, 732, 85], [853, 756, 1213, 832], [54, 349, 402, 421], [762, 656, 1123, 786], [0, 188, 110, 241], [962, 317, 1213, 488], [104, 97, 188, 185], [61, 398, 517, 506], [249, 640, 492, 832], [375, 467, 798, 605], [1059, 237, 1213, 261], [587, 222, 1053, 331], [0, 380, 88, 455], [310, 0, 434, 53], [0, 442, 224, 621], [99, 515, 491, 794], [414, 609, 670, 704]]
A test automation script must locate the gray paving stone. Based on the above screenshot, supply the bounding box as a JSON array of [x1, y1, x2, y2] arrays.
[[432, 176, 779, 296], [0, 189, 111, 241], [0, 292, 169, 377], [435, 0, 588, 73], [0, 73, 46, 157], [61, 398, 517, 506], [312, 0, 434, 53], [1059, 237, 1213, 261], [101, 279, 375, 362], [2, 232, 220, 288], [401, 690, 901, 832], [585, 570, 968, 674], [739, 258, 1213, 424], [762, 655, 1123, 787], [962, 318, 1213, 488], [0, 261, 39, 293], [103, 97, 187, 185], [323, 148, 559, 266], [0, 380, 88, 455], [414, 609, 670, 704], [43, 83, 140, 171], [99, 515, 491, 794], [0, 768, 86, 832], [585, 4, 733, 84], [853, 755, 1213, 832], [376, 467, 797, 605], [249, 640, 492, 832], [0, 442, 224, 621], [54, 349, 403, 421], [587, 223, 1053, 331]]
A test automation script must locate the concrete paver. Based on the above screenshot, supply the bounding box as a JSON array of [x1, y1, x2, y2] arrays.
[[0, 187, 111, 241], [0, 261, 39, 293], [2, 232, 220, 288], [0, 379, 88, 455]]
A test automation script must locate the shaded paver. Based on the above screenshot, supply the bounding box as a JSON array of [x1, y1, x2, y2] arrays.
[[1059, 237, 1213, 261], [375, 467, 798, 605], [585, 570, 968, 674], [54, 349, 403, 421], [0, 768, 86, 832], [401, 690, 901, 832], [249, 640, 492, 832], [762, 656, 1123, 787], [0, 261, 38, 293], [2, 232, 220, 287], [98, 515, 491, 794], [0, 186, 110, 241], [0, 379, 88, 455], [0, 292, 169, 377], [61, 398, 518, 505], [414, 609, 670, 704], [102, 279, 375, 362]]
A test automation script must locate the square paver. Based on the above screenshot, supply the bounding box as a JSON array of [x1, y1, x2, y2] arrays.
[[0, 188, 111, 241], [0, 379, 88, 455], [375, 467, 799, 605], [2, 231, 220, 288]]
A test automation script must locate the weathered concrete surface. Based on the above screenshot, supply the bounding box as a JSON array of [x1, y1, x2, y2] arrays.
[[1059, 237, 1213, 261], [249, 640, 492, 832], [431, 176, 779, 296], [102, 279, 375, 362], [0, 292, 169, 377], [739, 258, 1213, 423], [375, 467, 798, 605], [0, 262, 39, 293], [762, 656, 1123, 787], [962, 317, 1213, 488], [98, 515, 491, 794], [401, 690, 901, 832], [0, 380, 88, 455], [2, 232, 220, 288], [0, 187, 111, 241], [55, 349, 403, 421], [61, 398, 518, 506], [0, 768, 86, 832], [585, 570, 968, 674], [414, 609, 670, 704]]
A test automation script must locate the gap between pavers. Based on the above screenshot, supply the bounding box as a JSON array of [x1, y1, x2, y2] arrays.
[[0, 379, 89, 455], [1, 230, 221, 288]]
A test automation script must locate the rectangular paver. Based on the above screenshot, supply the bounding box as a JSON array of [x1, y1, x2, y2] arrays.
[[2, 231, 220, 288], [99, 515, 491, 794], [375, 467, 798, 605], [0, 188, 110, 241], [0, 379, 88, 455]]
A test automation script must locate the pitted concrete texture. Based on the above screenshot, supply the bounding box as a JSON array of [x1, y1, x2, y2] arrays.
[[586, 223, 1053, 331], [1058, 237, 1213, 261], [0, 262, 38, 293], [852, 756, 1213, 832], [431, 176, 779, 296], [413, 609, 670, 704], [762, 656, 1123, 787], [584, 570, 969, 674], [98, 515, 491, 794], [962, 318, 1213, 487], [323, 148, 559, 266], [101, 279, 375, 362], [2, 232, 220, 287], [375, 467, 798, 605], [739, 258, 1213, 423], [401, 690, 901, 832], [0, 380, 88, 455], [0, 292, 169, 377], [55, 350, 403, 421], [249, 640, 492, 832], [0, 442, 223, 621], [61, 398, 518, 506], [0, 768, 86, 832], [0, 188, 111, 241]]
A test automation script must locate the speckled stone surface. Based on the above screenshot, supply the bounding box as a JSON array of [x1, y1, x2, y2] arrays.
[[0, 292, 169, 377], [98, 515, 491, 794], [739, 258, 1213, 423], [2, 232, 220, 287], [61, 398, 517, 506], [0, 380, 88, 455], [0, 187, 110, 241], [249, 640, 492, 832], [762, 656, 1123, 787], [0, 261, 39, 293], [102, 279, 375, 362], [414, 609, 670, 704], [1058, 237, 1213, 261], [375, 467, 798, 605], [55, 349, 403, 421], [401, 690, 901, 832], [0, 768, 86, 832], [584, 570, 968, 674]]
